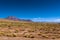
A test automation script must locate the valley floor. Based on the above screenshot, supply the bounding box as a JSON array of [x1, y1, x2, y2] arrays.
[[0, 37, 60, 40], [0, 20, 60, 40]]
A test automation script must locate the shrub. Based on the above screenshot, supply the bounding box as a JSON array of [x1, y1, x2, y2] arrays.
[[23, 33, 34, 38]]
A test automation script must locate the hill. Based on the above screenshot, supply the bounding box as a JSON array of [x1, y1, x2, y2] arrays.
[[5, 16, 32, 22], [0, 19, 60, 39]]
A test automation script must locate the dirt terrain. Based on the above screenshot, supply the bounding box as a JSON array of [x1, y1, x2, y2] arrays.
[[0, 19, 60, 40], [0, 37, 60, 40], [0, 37, 57, 40]]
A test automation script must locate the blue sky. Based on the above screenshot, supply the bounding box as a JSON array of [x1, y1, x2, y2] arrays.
[[0, 0, 60, 22]]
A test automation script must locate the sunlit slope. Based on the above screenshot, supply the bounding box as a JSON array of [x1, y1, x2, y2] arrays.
[[0, 19, 60, 39]]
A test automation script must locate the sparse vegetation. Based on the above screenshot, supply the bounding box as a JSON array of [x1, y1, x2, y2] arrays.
[[0, 19, 60, 39]]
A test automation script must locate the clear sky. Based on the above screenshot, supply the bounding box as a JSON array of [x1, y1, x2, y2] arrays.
[[0, 0, 60, 22]]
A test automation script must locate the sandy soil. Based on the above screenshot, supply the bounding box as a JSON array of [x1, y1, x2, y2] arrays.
[[0, 37, 60, 40]]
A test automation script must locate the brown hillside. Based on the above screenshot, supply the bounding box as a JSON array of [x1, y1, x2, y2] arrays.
[[0, 19, 60, 39]]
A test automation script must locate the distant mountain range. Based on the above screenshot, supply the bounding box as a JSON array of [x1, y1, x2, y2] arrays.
[[5, 16, 32, 22]]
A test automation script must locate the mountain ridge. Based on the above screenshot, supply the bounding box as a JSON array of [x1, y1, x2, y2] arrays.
[[5, 16, 32, 22]]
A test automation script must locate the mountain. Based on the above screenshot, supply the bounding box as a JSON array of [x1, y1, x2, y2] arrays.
[[5, 16, 32, 22], [6, 16, 20, 21]]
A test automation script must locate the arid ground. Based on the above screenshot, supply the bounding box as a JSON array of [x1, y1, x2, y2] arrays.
[[0, 19, 60, 40]]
